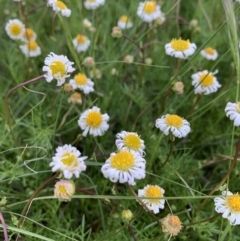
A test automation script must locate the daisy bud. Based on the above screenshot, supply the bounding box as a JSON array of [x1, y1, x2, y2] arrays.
[[88, 26, 96, 33], [63, 83, 73, 92], [68, 92, 82, 105], [161, 214, 182, 236], [111, 26, 122, 38], [189, 19, 198, 28], [155, 13, 166, 25], [145, 58, 153, 65], [89, 68, 102, 79], [121, 209, 133, 223], [124, 55, 134, 64], [83, 18, 92, 28], [172, 81, 184, 95], [82, 57, 95, 67], [111, 68, 118, 75], [54, 180, 75, 201]]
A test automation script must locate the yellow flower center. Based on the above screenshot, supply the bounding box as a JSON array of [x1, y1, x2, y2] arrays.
[[144, 1, 156, 13], [145, 186, 162, 203], [49, 61, 66, 77], [24, 28, 35, 40], [86, 111, 103, 128], [74, 73, 87, 85], [170, 38, 190, 51], [9, 23, 22, 36], [204, 47, 215, 55], [110, 150, 135, 171], [199, 73, 214, 87], [87, 0, 96, 2], [76, 34, 86, 44], [123, 133, 141, 150], [58, 185, 67, 194], [61, 152, 77, 167], [27, 41, 38, 51], [165, 115, 183, 128], [226, 193, 240, 212], [120, 15, 130, 23], [56, 1, 67, 10]]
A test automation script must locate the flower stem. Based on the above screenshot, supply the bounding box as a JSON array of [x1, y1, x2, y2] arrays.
[[193, 136, 240, 219], [128, 224, 137, 241], [123, 34, 145, 63], [187, 94, 202, 118], [5, 75, 44, 145], [0, 211, 9, 241], [18, 172, 59, 229], [76, 188, 115, 210], [159, 134, 174, 170]]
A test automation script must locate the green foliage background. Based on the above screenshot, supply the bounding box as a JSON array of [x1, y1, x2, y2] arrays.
[[1, 0, 240, 240]]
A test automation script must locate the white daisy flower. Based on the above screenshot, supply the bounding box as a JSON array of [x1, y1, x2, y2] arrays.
[[155, 114, 191, 138], [191, 70, 221, 95], [5, 19, 25, 40], [225, 102, 240, 126], [42, 52, 75, 86], [19, 41, 41, 57], [48, 0, 71, 17], [200, 47, 218, 60], [69, 73, 94, 94], [115, 131, 145, 156], [101, 148, 146, 186], [117, 15, 133, 29], [84, 0, 105, 10], [137, 185, 165, 214], [137, 1, 161, 23], [165, 38, 197, 59], [13, 0, 22, 2], [78, 106, 109, 137], [214, 190, 240, 225], [50, 144, 87, 179], [21, 28, 37, 42], [72, 34, 91, 53]]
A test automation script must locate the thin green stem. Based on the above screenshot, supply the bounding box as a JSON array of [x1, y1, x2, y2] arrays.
[[158, 134, 174, 170], [187, 94, 202, 118]]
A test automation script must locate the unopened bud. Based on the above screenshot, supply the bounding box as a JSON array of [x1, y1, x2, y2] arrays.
[[111, 26, 122, 38]]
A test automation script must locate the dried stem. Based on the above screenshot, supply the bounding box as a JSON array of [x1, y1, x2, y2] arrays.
[[123, 34, 145, 63], [18, 172, 59, 229], [5, 75, 44, 144], [128, 224, 137, 241], [0, 211, 9, 241]]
